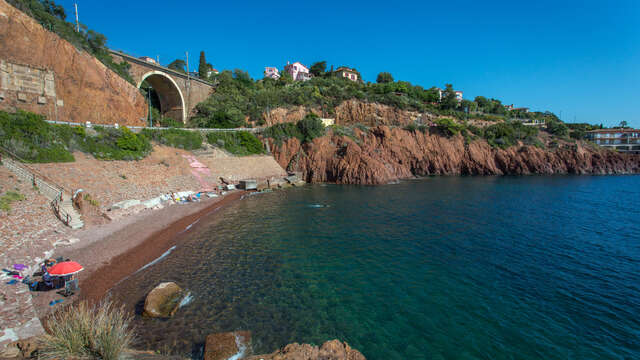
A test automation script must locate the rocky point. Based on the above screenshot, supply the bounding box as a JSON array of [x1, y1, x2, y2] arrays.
[[271, 125, 640, 184]]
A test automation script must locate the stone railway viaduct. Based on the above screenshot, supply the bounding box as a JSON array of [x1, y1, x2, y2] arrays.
[[109, 50, 215, 123]]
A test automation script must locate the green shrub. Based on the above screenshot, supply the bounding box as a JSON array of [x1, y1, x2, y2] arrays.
[[546, 119, 569, 137], [0, 191, 26, 213], [262, 115, 326, 145], [297, 114, 326, 142], [0, 111, 75, 162], [158, 117, 184, 128], [329, 125, 357, 139], [116, 127, 146, 152], [79, 126, 151, 160], [141, 129, 203, 150], [403, 122, 419, 132], [40, 301, 135, 360], [262, 122, 304, 145], [483, 121, 539, 149], [434, 118, 465, 136], [206, 131, 264, 156]]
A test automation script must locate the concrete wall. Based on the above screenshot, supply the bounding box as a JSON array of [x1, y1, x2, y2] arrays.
[[0, 60, 62, 119]]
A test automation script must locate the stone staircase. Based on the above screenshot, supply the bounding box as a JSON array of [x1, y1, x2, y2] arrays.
[[57, 193, 84, 229], [1, 153, 83, 229]]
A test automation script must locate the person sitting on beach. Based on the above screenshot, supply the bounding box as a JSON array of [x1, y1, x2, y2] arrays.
[[42, 260, 55, 288]]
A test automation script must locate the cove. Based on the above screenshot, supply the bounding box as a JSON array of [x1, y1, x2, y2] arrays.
[[108, 176, 640, 359]]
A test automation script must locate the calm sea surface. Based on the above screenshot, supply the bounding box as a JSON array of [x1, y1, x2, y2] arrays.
[[109, 176, 640, 359]]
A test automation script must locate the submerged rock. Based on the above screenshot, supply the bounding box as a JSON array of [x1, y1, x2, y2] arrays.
[[143, 282, 184, 318], [204, 331, 251, 360], [247, 339, 365, 360]]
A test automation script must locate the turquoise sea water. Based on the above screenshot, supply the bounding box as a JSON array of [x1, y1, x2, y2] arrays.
[[109, 176, 640, 359]]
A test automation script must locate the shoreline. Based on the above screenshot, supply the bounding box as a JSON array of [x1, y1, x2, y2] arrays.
[[81, 191, 245, 303], [33, 191, 246, 313]]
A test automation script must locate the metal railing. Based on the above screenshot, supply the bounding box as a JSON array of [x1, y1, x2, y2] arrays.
[[44, 120, 264, 133], [51, 191, 72, 226], [0, 145, 74, 226]]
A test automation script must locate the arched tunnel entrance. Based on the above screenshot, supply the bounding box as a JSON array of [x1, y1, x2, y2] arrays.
[[138, 71, 186, 124]]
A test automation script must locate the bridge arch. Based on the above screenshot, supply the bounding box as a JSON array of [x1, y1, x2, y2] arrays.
[[138, 71, 187, 123]]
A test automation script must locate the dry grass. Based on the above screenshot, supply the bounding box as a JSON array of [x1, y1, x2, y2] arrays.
[[40, 301, 135, 360]]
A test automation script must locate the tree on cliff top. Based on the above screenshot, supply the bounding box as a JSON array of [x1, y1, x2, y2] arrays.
[[198, 51, 208, 79], [441, 84, 458, 110], [376, 72, 394, 83], [310, 61, 327, 77], [168, 59, 187, 73]]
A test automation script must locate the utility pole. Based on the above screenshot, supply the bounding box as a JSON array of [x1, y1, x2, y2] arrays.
[[185, 52, 190, 81], [74, 2, 79, 32], [147, 86, 153, 127], [185, 51, 191, 118]]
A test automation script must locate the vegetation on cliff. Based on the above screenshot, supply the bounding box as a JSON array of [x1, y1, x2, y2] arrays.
[[206, 131, 264, 155], [141, 128, 203, 150], [262, 114, 326, 145], [0, 110, 151, 162], [190, 66, 559, 128], [6, 0, 135, 84], [272, 125, 639, 185]]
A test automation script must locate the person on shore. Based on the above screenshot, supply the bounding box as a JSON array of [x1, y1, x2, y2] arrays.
[[42, 259, 56, 288]]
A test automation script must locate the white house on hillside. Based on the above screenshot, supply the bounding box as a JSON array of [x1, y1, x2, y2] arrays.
[[435, 87, 463, 102], [284, 61, 311, 81], [264, 66, 280, 80]]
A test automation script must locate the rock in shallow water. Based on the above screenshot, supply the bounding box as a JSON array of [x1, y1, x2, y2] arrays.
[[204, 331, 251, 360], [247, 339, 365, 360], [143, 282, 184, 318]]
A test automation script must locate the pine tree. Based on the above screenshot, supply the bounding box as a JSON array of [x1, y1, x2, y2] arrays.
[[198, 51, 207, 79]]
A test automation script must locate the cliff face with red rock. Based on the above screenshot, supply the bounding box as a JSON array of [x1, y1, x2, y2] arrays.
[[261, 100, 432, 127], [263, 106, 322, 126], [270, 126, 640, 185], [335, 99, 431, 127], [0, 0, 146, 126]]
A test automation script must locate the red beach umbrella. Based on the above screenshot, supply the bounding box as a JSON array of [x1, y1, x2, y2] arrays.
[[48, 261, 84, 276]]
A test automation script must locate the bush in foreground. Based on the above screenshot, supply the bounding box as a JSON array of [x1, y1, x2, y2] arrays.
[[40, 301, 135, 360]]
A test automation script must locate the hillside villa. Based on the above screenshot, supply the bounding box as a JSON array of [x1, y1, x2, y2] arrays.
[[435, 87, 463, 102], [586, 128, 640, 153], [336, 67, 358, 82], [284, 61, 311, 81], [264, 66, 280, 80]]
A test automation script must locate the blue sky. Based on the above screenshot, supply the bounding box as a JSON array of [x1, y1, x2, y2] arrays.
[[62, 0, 639, 127]]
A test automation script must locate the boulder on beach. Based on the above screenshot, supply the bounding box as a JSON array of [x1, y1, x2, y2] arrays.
[[204, 331, 251, 360], [247, 339, 365, 360], [143, 282, 184, 318]]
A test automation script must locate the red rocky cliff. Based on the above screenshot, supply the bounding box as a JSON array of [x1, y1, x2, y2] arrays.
[[271, 126, 640, 184], [0, 0, 146, 126]]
